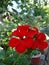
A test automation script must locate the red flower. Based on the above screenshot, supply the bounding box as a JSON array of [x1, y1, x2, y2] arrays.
[[9, 38, 20, 48], [15, 41, 26, 53], [9, 25, 48, 54], [37, 32, 46, 41], [39, 42, 48, 51]]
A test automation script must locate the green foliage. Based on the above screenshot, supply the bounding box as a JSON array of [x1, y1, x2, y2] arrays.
[[0, 0, 12, 13], [31, 49, 40, 56]]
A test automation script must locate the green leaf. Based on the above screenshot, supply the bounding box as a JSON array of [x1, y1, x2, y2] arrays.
[[0, 48, 5, 59], [0, 63, 6, 65]]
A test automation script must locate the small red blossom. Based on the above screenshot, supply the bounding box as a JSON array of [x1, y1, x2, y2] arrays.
[[37, 32, 46, 41], [39, 41, 48, 51], [9, 38, 20, 48], [15, 41, 26, 53]]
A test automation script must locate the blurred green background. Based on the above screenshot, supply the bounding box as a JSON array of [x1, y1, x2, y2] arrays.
[[0, 0, 49, 65]]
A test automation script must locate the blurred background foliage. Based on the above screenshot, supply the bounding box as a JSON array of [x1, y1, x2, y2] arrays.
[[0, 0, 49, 65]]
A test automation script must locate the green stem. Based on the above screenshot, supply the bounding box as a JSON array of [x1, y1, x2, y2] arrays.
[[13, 54, 22, 65]]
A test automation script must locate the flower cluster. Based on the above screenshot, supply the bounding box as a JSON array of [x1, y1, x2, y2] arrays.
[[9, 25, 48, 53]]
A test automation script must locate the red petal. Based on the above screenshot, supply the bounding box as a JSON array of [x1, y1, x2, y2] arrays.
[[24, 38, 34, 48], [15, 41, 26, 53], [19, 29, 28, 37], [9, 38, 20, 48], [10, 30, 21, 37], [32, 40, 39, 49], [39, 42, 48, 51], [27, 30, 38, 37], [17, 25, 30, 31], [17, 25, 30, 37]]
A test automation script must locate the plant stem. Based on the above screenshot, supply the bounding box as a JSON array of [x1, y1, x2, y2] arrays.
[[13, 54, 22, 65]]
